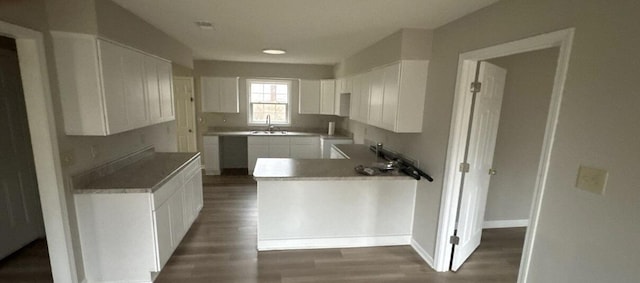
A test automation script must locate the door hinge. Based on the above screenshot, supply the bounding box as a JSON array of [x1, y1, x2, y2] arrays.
[[459, 162, 470, 173], [450, 235, 460, 245], [470, 82, 482, 93]]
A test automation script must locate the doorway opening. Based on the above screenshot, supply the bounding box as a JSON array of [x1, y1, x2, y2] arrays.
[[434, 28, 575, 283], [0, 35, 52, 280], [0, 20, 78, 282]]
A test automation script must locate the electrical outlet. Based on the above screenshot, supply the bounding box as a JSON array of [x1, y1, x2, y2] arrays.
[[90, 145, 98, 160], [576, 166, 608, 195], [61, 150, 75, 167]]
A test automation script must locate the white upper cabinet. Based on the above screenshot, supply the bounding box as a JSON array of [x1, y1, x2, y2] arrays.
[[349, 75, 361, 121], [200, 77, 239, 113], [157, 61, 175, 121], [358, 72, 371, 123], [51, 32, 174, 136], [382, 60, 429, 133], [299, 79, 321, 114], [347, 60, 428, 133], [320, 80, 335, 115], [368, 67, 385, 127], [334, 77, 351, 117]]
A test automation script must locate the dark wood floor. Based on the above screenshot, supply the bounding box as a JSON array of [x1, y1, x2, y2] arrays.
[[156, 175, 525, 282], [0, 239, 53, 283], [0, 174, 525, 282]]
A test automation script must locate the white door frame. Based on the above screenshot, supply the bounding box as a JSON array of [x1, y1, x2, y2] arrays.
[[1, 21, 80, 282], [433, 28, 575, 283]]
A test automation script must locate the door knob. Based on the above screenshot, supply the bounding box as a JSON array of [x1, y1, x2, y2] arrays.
[[488, 168, 497, 175], [188, 129, 193, 133]]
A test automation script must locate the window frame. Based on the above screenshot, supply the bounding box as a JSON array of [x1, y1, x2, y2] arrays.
[[246, 78, 292, 126]]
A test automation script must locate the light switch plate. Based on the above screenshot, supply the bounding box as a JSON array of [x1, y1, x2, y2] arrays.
[[576, 166, 608, 195]]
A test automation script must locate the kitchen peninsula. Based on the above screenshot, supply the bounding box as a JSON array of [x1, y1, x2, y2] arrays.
[[253, 144, 418, 251]]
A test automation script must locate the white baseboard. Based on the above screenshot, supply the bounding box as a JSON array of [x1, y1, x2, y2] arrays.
[[410, 238, 435, 269], [204, 169, 220, 175], [483, 219, 529, 229], [258, 235, 411, 251]]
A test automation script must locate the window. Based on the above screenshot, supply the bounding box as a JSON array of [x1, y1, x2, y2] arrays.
[[247, 79, 291, 125]]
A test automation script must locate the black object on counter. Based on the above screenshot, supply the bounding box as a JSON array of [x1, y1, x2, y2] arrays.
[[369, 145, 434, 182]]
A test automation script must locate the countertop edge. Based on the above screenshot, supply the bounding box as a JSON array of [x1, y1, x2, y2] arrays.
[[73, 152, 201, 194], [253, 175, 415, 181]]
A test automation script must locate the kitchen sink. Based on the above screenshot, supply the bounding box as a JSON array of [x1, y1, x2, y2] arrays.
[[250, 130, 289, 135]]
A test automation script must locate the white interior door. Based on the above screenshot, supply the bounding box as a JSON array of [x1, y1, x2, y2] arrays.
[[0, 46, 45, 260], [452, 61, 507, 271], [174, 77, 197, 152]]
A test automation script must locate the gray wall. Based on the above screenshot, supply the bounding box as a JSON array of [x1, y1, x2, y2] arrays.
[[334, 28, 433, 77], [1, 1, 193, 281], [384, 0, 640, 281], [193, 60, 344, 153], [484, 48, 559, 223]]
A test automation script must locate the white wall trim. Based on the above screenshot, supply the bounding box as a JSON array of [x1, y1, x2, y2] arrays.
[[410, 238, 435, 269], [1, 21, 80, 282], [433, 28, 575, 282], [258, 235, 411, 251], [483, 219, 529, 229]]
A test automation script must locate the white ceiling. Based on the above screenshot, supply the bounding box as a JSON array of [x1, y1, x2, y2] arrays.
[[111, 0, 498, 65]]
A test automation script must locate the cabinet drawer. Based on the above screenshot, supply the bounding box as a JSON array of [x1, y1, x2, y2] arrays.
[[248, 136, 269, 145], [153, 172, 182, 210], [268, 137, 290, 145], [182, 156, 201, 181], [290, 137, 318, 145]]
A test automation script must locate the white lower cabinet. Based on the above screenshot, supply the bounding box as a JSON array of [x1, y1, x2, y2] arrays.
[[248, 136, 320, 173], [75, 156, 203, 283], [203, 136, 220, 175], [290, 137, 321, 159]]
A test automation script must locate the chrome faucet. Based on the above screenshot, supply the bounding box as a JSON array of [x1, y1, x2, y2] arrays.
[[266, 114, 274, 132]]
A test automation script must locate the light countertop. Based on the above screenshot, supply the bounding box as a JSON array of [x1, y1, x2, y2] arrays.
[[204, 130, 351, 140], [253, 144, 413, 181], [74, 152, 200, 194]]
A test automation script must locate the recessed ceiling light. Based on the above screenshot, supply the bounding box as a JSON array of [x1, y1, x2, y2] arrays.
[[195, 21, 214, 30], [262, 49, 286, 55]]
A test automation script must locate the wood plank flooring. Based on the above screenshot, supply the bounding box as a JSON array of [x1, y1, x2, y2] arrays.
[[0, 239, 53, 283], [156, 175, 525, 282], [0, 174, 525, 282]]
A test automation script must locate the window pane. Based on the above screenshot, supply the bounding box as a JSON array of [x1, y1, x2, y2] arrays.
[[249, 81, 290, 124]]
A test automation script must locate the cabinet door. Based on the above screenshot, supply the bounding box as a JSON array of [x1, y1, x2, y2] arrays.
[[99, 41, 129, 134], [157, 60, 175, 121], [299, 80, 320, 114], [144, 57, 162, 123], [201, 77, 221, 112], [203, 136, 220, 175], [122, 48, 149, 129], [269, 145, 290, 158], [219, 77, 239, 113], [320, 80, 335, 115], [381, 63, 401, 130], [290, 144, 319, 159], [181, 182, 193, 232], [368, 68, 385, 126], [192, 170, 203, 213], [248, 144, 269, 173], [154, 200, 172, 269], [169, 188, 185, 248], [349, 75, 361, 121], [358, 72, 371, 123]]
